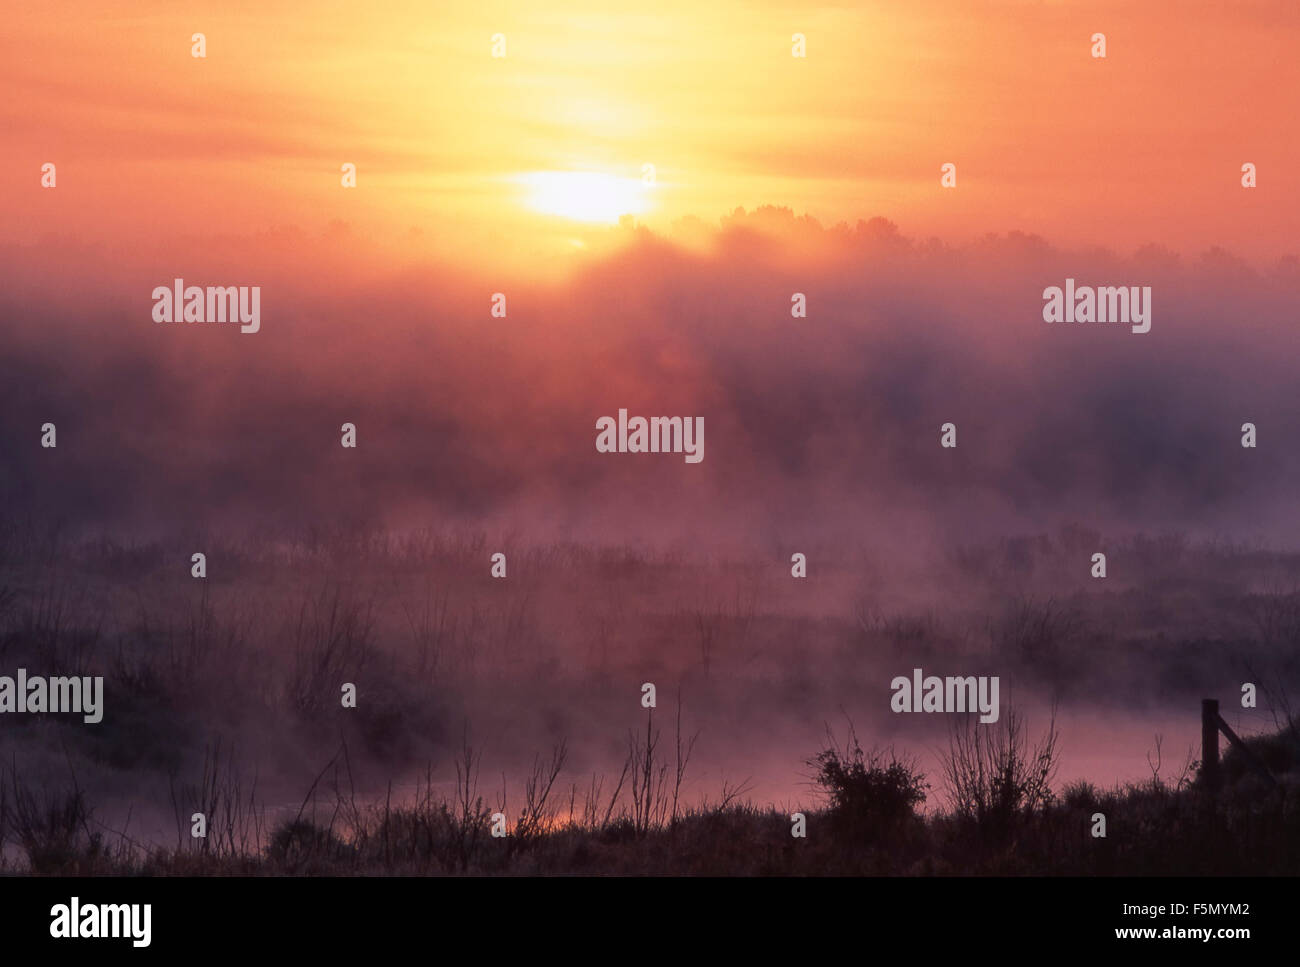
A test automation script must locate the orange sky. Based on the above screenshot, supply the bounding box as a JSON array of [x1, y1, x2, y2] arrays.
[[4, 0, 1299, 271]]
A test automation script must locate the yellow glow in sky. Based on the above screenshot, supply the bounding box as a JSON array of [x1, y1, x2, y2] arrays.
[[3, 0, 1298, 270], [516, 171, 652, 223]]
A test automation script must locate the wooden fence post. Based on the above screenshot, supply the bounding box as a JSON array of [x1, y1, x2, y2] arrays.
[[1201, 698, 1220, 790]]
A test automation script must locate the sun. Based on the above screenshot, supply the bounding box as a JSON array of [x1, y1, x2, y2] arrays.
[[516, 171, 651, 224]]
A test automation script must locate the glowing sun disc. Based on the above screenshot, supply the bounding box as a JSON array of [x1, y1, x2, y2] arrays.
[[517, 171, 650, 223]]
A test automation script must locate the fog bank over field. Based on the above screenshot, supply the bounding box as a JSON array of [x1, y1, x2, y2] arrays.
[[2, 208, 1298, 551]]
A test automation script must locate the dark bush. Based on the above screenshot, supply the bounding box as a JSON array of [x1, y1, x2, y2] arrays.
[[810, 732, 927, 841]]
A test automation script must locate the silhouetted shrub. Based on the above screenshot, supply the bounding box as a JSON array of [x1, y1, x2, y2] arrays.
[[810, 729, 927, 841]]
